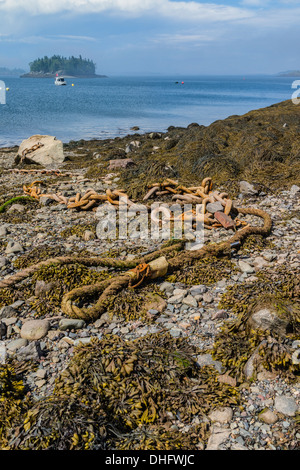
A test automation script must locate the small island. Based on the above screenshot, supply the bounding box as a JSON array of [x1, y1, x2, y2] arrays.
[[20, 55, 107, 78]]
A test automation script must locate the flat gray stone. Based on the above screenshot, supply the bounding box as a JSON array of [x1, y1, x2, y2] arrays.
[[238, 260, 255, 274], [274, 396, 298, 416], [182, 295, 198, 308], [7, 338, 28, 352], [190, 285, 207, 295], [59, 319, 86, 331], [206, 425, 231, 450], [16, 341, 41, 361], [0, 305, 17, 319], [206, 201, 224, 214]]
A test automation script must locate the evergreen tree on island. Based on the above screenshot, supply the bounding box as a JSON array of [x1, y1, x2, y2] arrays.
[[29, 55, 97, 76]]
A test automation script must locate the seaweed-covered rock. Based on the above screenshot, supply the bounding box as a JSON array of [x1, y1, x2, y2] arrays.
[[249, 307, 290, 335]]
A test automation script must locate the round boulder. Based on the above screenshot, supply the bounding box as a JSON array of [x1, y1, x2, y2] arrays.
[[20, 319, 50, 341]]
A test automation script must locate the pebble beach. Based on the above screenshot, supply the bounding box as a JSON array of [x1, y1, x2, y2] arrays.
[[0, 100, 299, 451]]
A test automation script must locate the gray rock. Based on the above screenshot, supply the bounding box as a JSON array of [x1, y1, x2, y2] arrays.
[[249, 308, 289, 334], [10, 300, 25, 309], [182, 295, 198, 308], [190, 285, 207, 295], [168, 292, 186, 304], [206, 425, 231, 450], [290, 184, 300, 195], [73, 337, 93, 346], [0, 343, 7, 364], [7, 338, 28, 352], [7, 204, 25, 213], [5, 240, 24, 254], [35, 368, 47, 379], [0, 226, 8, 236], [259, 409, 278, 424], [16, 341, 42, 361], [274, 396, 298, 416], [243, 345, 262, 380], [197, 353, 225, 373], [238, 260, 255, 274], [39, 196, 53, 206], [239, 181, 258, 196], [59, 319, 86, 331], [203, 293, 213, 303], [93, 313, 111, 328], [206, 201, 224, 214], [1, 316, 18, 326], [0, 256, 8, 268], [169, 328, 182, 338], [0, 305, 17, 319], [209, 407, 233, 424], [159, 281, 173, 293]]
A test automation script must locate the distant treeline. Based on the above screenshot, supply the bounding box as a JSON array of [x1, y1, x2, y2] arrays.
[[29, 55, 96, 76], [0, 67, 26, 76]]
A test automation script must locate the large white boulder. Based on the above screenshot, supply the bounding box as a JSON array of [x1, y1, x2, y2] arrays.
[[15, 135, 65, 167]]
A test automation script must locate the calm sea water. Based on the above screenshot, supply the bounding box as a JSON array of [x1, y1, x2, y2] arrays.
[[0, 75, 295, 147]]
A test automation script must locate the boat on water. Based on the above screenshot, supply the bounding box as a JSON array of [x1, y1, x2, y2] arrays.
[[55, 77, 67, 86]]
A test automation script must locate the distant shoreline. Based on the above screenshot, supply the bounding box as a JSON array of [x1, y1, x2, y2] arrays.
[[20, 72, 108, 79], [278, 71, 300, 77]]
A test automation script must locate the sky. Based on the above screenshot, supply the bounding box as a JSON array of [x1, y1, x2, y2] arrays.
[[0, 0, 299, 75]]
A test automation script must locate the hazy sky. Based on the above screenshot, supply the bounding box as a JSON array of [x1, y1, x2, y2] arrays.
[[0, 0, 299, 75]]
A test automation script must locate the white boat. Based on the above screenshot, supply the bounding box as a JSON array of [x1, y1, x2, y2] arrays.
[[55, 77, 67, 86]]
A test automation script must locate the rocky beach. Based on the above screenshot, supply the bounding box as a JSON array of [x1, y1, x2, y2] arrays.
[[0, 99, 299, 451]]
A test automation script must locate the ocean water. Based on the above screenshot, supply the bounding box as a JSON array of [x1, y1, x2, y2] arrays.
[[0, 75, 295, 147]]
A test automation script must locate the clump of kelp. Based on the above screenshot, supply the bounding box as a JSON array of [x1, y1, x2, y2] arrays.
[[59, 223, 97, 239], [105, 283, 166, 322], [29, 263, 112, 317], [2, 333, 239, 450], [13, 245, 67, 270], [0, 261, 111, 316], [238, 234, 275, 255], [209, 265, 300, 383], [112, 424, 208, 450], [166, 256, 238, 286], [0, 364, 30, 449], [0, 196, 38, 224]]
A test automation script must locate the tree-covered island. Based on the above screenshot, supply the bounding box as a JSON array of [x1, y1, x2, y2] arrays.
[[21, 55, 107, 78]]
